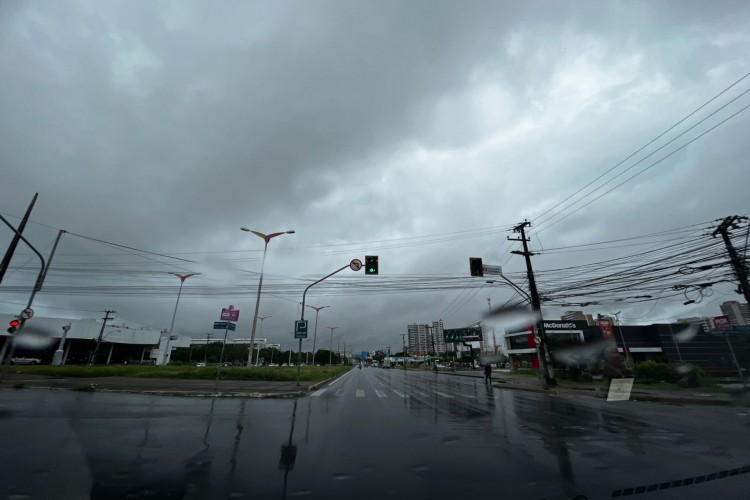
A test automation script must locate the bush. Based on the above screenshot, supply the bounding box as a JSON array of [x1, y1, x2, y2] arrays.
[[634, 361, 678, 383], [576, 371, 593, 382], [633, 361, 706, 386], [675, 364, 705, 388]]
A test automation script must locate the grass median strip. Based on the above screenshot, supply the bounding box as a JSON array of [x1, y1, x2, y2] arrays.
[[13, 365, 352, 382]]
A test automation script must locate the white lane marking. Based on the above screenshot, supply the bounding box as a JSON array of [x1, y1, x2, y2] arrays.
[[435, 391, 454, 398], [311, 388, 327, 397], [356, 389, 365, 398], [329, 370, 352, 386], [375, 389, 387, 398], [392, 390, 407, 398], [335, 388, 345, 396]]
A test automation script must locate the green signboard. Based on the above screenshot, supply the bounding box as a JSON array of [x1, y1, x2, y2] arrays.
[[294, 320, 309, 339], [443, 327, 483, 343]]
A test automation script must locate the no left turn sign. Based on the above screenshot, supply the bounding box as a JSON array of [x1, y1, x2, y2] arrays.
[[21, 308, 34, 320]]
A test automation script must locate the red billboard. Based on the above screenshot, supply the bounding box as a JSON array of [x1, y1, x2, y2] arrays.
[[714, 315, 731, 330], [599, 319, 615, 340]]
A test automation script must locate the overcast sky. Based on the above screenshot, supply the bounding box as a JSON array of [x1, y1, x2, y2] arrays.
[[2, 0, 750, 353]]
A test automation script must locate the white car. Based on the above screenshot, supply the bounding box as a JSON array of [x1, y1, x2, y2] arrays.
[[195, 362, 206, 367], [11, 357, 42, 365]]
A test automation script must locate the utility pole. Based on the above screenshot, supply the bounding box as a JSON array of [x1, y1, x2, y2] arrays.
[[327, 327, 338, 366], [401, 333, 407, 371], [713, 216, 750, 304], [0, 193, 37, 285], [509, 220, 556, 387], [90, 310, 116, 365], [488, 297, 498, 354]]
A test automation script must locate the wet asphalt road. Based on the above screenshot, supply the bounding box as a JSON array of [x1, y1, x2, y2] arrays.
[[1, 368, 749, 500]]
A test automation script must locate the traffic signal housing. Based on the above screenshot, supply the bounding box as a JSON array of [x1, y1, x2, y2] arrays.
[[469, 257, 484, 277], [365, 255, 379, 275], [7, 319, 20, 334]]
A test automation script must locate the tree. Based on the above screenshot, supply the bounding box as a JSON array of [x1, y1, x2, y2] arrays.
[[314, 349, 340, 366]]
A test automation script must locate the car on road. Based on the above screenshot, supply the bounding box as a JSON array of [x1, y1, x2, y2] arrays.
[[11, 357, 42, 365], [195, 362, 206, 367]]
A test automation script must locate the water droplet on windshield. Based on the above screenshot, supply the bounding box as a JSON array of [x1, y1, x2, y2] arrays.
[[14, 330, 55, 350], [672, 325, 700, 343], [483, 306, 540, 332]]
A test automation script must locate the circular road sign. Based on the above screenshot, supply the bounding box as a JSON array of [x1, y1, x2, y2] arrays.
[[533, 336, 542, 345], [350, 259, 363, 272], [21, 308, 34, 320]]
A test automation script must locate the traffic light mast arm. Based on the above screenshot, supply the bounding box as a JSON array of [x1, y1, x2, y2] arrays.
[[0, 214, 46, 294], [300, 264, 350, 322], [0, 214, 49, 381]]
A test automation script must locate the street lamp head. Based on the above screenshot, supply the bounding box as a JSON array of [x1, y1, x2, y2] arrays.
[[240, 227, 251, 232], [286, 230, 296, 234]]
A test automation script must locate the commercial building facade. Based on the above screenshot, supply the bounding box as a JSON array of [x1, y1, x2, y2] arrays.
[[720, 301, 750, 326], [504, 317, 749, 373], [0, 314, 190, 365]]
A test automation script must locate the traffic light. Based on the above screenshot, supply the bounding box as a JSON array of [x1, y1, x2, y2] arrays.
[[365, 255, 379, 275], [469, 257, 484, 277], [7, 319, 20, 334]]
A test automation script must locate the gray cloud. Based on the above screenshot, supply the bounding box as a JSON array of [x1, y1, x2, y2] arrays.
[[2, 1, 750, 351]]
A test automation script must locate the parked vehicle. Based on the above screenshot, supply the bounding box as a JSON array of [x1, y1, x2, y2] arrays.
[[11, 357, 42, 365]]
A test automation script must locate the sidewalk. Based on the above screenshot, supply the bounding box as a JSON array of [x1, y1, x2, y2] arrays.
[[0, 372, 338, 398], [440, 369, 747, 406]]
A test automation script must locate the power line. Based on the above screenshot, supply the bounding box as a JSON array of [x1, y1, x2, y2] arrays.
[[533, 71, 750, 225], [537, 102, 750, 233]]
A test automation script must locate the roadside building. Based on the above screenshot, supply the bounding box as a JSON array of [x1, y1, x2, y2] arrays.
[[0, 314, 190, 365]]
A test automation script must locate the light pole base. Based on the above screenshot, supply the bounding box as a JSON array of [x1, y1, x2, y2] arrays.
[[52, 350, 64, 366]]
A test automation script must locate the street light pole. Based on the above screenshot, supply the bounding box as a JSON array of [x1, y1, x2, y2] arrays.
[[611, 311, 632, 367], [307, 306, 329, 366], [164, 273, 199, 365], [327, 327, 338, 365], [241, 228, 294, 368], [256, 315, 271, 366]]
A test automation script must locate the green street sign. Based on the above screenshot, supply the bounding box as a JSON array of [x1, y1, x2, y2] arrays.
[[294, 320, 309, 339], [443, 327, 483, 343]]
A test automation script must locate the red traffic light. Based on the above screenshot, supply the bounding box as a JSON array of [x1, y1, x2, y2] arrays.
[[7, 319, 20, 334]]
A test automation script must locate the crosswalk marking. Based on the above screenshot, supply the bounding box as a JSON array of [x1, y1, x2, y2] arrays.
[[356, 389, 365, 397], [435, 391, 454, 398], [311, 388, 327, 397], [375, 389, 387, 398], [392, 390, 407, 398]]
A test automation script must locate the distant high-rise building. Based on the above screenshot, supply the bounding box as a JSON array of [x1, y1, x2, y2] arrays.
[[562, 311, 595, 325], [432, 320, 446, 354], [676, 316, 714, 332], [562, 311, 586, 321], [720, 301, 750, 326], [407, 324, 429, 355]]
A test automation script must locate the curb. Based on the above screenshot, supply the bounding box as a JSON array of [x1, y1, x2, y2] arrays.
[[5, 384, 308, 399], [439, 371, 740, 406]]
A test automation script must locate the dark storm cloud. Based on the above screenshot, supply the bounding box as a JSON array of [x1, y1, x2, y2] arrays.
[[2, 1, 750, 349]]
